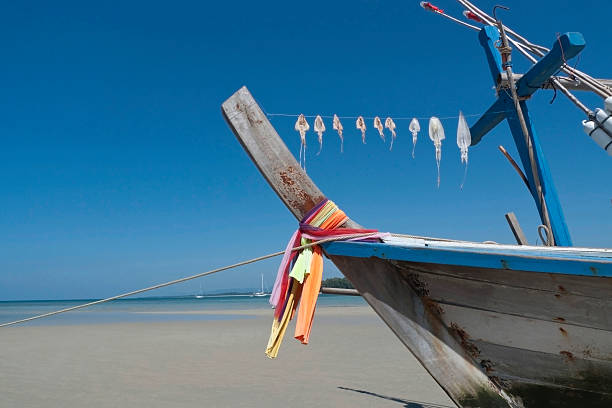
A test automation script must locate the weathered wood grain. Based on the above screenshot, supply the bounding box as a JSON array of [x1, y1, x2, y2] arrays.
[[222, 86, 362, 228], [502, 379, 612, 408], [396, 260, 612, 299], [331, 255, 515, 408], [222, 87, 325, 221], [404, 267, 612, 331], [505, 212, 529, 245], [473, 340, 612, 395], [438, 303, 612, 362], [336, 255, 612, 407], [319, 287, 359, 296]]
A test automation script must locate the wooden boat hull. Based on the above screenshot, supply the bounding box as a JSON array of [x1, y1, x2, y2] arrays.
[[221, 86, 612, 407], [326, 245, 612, 407]]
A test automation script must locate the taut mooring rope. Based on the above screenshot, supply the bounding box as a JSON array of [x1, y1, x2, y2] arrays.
[[0, 232, 378, 328]]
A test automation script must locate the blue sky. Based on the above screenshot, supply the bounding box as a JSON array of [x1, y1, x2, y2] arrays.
[[1, 0, 610, 301]]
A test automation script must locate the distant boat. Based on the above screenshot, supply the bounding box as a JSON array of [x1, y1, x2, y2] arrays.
[[195, 283, 205, 299], [253, 273, 267, 297]]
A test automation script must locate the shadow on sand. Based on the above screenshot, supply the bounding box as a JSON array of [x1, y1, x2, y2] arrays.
[[338, 386, 455, 408]]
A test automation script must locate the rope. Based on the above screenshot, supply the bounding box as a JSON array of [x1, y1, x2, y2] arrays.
[[538, 224, 553, 246], [0, 232, 379, 329], [265, 110, 512, 121], [265, 199, 379, 358], [494, 12, 556, 245]]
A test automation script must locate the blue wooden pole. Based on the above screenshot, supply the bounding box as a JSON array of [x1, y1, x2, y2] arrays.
[[469, 27, 578, 246], [505, 97, 572, 246], [470, 98, 506, 146], [516, 32, 585, 98]]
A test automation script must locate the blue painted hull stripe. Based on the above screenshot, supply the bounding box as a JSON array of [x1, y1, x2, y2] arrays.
[[401, 243, 612, 261], [322, 241, 612, 277]]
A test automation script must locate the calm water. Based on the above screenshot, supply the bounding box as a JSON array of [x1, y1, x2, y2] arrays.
[[0, 294, 366, 327]]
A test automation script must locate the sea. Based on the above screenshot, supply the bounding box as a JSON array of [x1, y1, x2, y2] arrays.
[[0, 294, 366, 327]]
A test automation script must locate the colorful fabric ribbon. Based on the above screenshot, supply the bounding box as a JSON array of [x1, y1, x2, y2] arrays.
[[265, 199, 377, 358]]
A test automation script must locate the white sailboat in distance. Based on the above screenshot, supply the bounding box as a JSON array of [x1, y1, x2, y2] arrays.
[[252, 273, 267, 297], [195, 282, 204, 299]]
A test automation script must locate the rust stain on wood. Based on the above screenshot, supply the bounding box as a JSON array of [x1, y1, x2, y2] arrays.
[[554, 285, 568, 299], [277, 166, 323, 216], [279, 170, 296, 186], [450, 322, 481, 359], [480, 359, 494, 374], [244, 105, 263, 126], [397, 267, 444, 318], [560, 350, 576, 362], [559, 327, 568, 336], [423, 296, 445, 317]]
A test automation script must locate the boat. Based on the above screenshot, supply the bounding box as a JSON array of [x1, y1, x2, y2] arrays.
[[195, 283, 205, 299], [253, 273, 267, 297], [221, 3, 611, 407]]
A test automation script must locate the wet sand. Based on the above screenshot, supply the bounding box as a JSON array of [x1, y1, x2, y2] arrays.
[[0, 305, 456, 407]]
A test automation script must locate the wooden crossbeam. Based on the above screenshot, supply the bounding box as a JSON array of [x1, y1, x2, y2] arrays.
[[500, 73, 612, 93], [516, 32, 585, 98], [470, 98, 507, 146], [470, 31, 586, 144]]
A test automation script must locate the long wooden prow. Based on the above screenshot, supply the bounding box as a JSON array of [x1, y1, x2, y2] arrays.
[[221, 86, 361, 228]]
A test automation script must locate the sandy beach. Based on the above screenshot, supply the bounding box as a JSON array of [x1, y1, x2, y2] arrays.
[[1, 304, 456, 408]]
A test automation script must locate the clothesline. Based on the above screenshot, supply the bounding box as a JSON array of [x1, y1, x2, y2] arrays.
[[264, 110, 512, 121]]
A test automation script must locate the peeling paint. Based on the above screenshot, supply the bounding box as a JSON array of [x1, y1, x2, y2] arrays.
[[423, 296, 445, 317]]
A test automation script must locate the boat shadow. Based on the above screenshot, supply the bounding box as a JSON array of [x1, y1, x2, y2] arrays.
[[337, 386, 455, 408]]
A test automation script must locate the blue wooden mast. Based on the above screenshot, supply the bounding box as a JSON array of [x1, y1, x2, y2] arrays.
[[470, 26, 585, 247]]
